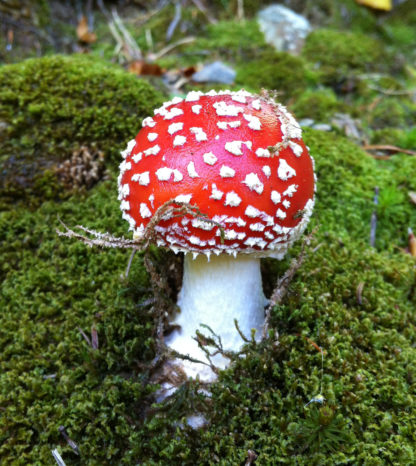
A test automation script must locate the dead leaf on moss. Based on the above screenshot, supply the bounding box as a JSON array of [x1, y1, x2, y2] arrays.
[[76, 16, 97, 44], [128, 60, 164, 76], [355, 0, 392, 11]]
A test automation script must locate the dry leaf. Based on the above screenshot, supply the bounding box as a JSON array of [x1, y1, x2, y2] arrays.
[[76, 16, 97, 44], [409, 192, 416, 206], [128, 61, 164, 76], [355, 0, 392, 10]]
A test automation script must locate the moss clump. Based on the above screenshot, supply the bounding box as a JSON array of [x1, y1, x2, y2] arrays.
[[302, 29, 387, 86], [0, 54, 163, 204], [191, 19, 267, 64], [367, 97, 415, 129], [291, 89, 343, 122], [2, 126, 416, 463], [236, 50, 309, 99]]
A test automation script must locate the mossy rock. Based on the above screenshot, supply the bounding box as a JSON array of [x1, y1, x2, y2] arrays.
[[236, 50, 310, 99], [302, 29, 388, 87], [1, 124, 416, 463], [0, 54, 163, 205]]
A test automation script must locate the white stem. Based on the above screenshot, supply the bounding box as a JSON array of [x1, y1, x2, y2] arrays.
[[165, 253, 267, 381]]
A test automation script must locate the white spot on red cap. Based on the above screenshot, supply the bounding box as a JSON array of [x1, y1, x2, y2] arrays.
[[156, 167, 172, 181], [289, 141, 303, 157], [250, 223, 266, 232], [187, 161, 199, 178], [144, 145, 161, 156], [147, 133, 158, 142], [140, 203, 152, 218], [121, 200, 130, 211], [255, 147, 270, 158], [224, 191, 242, 207], [203, 152, 217, 165], [282, 199, 291, 209], [163, 107, 184, 120], [224, 140, 251, 156], [190, 127, 208, 142], [243, 114, 261, 130], [185, 90, 203, 102], [131, 171, 150, 186], [276, 208, 286, 219], [217, 120, 241, 130], [192, 219, 215, 230], [251, 99, 261, 110], [168, 122, 183, 135], [119, 161, 132, 175], [173, 135, 186, 146], [142, 117, 156, 128], [271, 190, 281, 204], [283, 184, 298, 197], [172, 169, 183, 182], [132, 152, 142, 163], [121, 139, 136, 159], [277, 159, 296, 180], [192, 105, 202, 114], [262, 166, 271, 177], [220, 165, 235, 178], [243, 173, 264, 194], [175, 194, 192, 203], [231, 94, 247, 103], [210, 184, 223, 200], [213, 101, 244, 117]]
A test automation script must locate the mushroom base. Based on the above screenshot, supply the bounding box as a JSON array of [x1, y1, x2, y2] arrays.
[[165, 253, 267, 381]]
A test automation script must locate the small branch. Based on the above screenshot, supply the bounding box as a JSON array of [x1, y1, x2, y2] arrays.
[[262, 229, 316, 338], [125, 250, 136, 278], [51, 449, 66, 466], [58, 426, 80, 456], [366, 83, 415, 96], [370, 186, 379, 248], [149, 36, 196, 61], [363, 144, 416, 157], [166, 1, 182, 42], [191, 0, 217, 24], [237, 0, 245, 21]]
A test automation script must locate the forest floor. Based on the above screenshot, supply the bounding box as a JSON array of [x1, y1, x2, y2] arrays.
[[1, 1, 416, 464]]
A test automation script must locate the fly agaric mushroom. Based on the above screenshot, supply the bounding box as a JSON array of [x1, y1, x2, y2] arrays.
[[118, 90, 315, 381]]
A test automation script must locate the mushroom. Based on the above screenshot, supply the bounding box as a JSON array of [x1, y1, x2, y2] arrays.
[[118, 90, 315, 381]]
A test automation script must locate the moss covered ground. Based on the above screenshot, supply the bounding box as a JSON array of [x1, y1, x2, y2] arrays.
[[1, 1, 416, 464]]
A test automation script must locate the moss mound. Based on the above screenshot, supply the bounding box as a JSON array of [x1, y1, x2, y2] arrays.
[[291, 89, 343, 122], [236, 50, 309, 99], [0, 54, 163, 204], [302, 29, 387, 86], [1, 126, 416, 463]]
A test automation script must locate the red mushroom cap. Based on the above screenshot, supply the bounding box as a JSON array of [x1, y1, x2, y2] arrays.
[[118, 90, 315, 258]]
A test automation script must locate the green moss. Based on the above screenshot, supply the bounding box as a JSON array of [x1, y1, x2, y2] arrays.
[[192, 19, 268, 64], [367, 97, 415, 129], [236, 50, 309, 99], [2, 124, 416, 463], [0, 54, 163, 204], [371, 128, 405, 146], [291, 89, 343, 121], [302, 29, 387, 86]]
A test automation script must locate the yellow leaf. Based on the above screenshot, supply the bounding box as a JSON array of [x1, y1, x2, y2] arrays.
[[355, 0, 392, 11]]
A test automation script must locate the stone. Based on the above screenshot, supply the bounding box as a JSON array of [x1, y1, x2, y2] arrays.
[[191, 61, 236, 84], [257, 4, 312, 55]]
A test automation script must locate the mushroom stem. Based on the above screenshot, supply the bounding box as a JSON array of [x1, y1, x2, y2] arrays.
[[165, 253, 267, 381]]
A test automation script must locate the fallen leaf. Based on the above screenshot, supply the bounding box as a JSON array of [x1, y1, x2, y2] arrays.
[[355, 0, 392, 10], [409, 192, 416, 206], [76, 16, 97, 44], [128, 61, 164, 76]]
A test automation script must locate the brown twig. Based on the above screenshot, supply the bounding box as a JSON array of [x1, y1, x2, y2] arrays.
[[363, 144, 416, 157], [262, 229, 317, 338]]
